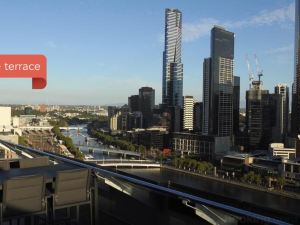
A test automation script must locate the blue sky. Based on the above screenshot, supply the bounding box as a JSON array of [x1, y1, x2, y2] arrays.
[[0, 0, 295, 106]]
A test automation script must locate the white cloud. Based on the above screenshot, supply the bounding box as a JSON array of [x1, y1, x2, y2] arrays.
[[265, 44, 293, 54], [182, 3, 295, 42], [183, 18, 219, 42], [264, 44, 293, 64], [246, 3, 294, 26]]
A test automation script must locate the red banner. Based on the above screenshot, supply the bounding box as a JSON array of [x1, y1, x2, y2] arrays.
[[0, 55, 47, 89]]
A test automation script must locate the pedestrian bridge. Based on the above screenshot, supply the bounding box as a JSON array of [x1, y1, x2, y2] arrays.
[[85, 159, 160, 168], [60, 126, 85, 130], [79, 146, 141, 157]]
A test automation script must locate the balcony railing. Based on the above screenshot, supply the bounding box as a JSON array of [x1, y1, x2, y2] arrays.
[[0, 140, 297, 225]]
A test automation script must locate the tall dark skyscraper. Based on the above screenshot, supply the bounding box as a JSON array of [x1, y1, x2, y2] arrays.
[[128, 95, 139, 112], [193, 102, 203, 132], [139, 87, 155, 128], [203, 26, 234, 137], [233, 76, 240, 136], [246, 81, 270, 149], [292, 0, 300, 136], [162, 8, 183, 107]]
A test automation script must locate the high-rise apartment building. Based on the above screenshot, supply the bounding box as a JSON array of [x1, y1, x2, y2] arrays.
[[203, 58, 211, 135], [162, 8, 183, 107], [183, 96, 194, 131], [292, 0, 300, 136], [202, 26, 234, 137], [274, 84, 289, 139]]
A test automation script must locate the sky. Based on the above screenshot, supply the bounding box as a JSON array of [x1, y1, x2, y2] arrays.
[[0, 0, 295, 106]]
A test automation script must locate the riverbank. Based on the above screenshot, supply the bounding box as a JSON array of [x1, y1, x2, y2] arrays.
[[163, 165, 300, 200], [52, 125, 84, 160]]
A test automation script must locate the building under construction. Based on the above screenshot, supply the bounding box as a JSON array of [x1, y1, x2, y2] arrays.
[[246, 75, 287, 150]]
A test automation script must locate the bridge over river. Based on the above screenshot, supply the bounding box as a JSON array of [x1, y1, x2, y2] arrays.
[[78, 145, 141, 158], [85, 159, 160, 168]]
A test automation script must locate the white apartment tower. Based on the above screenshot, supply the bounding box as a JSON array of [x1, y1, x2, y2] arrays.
[[183, 96, 194, 131]]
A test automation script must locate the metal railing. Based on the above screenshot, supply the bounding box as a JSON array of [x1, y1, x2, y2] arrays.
[[0, 140, 293, 225]]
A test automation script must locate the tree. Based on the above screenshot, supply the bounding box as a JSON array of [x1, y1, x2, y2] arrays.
[[18, 136, 29, 147], [277, 177, 286, 190], [254, 174, 262, 185]]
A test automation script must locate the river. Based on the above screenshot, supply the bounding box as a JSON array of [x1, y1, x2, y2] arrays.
[[62, 125, 121, 160], [63, 125, 300, 222]]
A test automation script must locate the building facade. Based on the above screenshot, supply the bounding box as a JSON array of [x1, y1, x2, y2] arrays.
[[269, 143, 296, 160], [172, 132, 231, 160], [203, 58, 211, 135], [203, 26, 234, 137], [162, 9, 183, 107], [128, 95, 140, 112], [183, 96, 194, 131], [292, 0, 300, 137], [246, 80, 273, 150], [233, 76, 240, 136], [193, 102, 203, 132], [274, 84, 289, 139], [139, 87, 155, 128]]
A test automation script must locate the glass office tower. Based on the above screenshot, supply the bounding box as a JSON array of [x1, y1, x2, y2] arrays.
[[203, 26, 234, 137]]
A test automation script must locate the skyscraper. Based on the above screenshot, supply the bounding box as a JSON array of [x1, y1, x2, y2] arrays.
[[233, 76, 240, 136], [246, 81, 270, 149], [139, 87, 155, 128], [274, 84, 289, 139], [292, 0, 300, 136], [203, 58, 211, 135], [162, 8, 183, 107], [183, 96, 194, 131], [193, 102, 203, 132], [202, 26, 234, 137], [128, 95, 139, 112]]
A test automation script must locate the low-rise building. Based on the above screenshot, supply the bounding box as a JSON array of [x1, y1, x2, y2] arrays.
[[249, 156, 284, 176], [172, 132, 231, 160], [128, 127, 169, 150], [221, 153, 254, 173], [283, 160, 300, 184], [269, 143, 296, 160]]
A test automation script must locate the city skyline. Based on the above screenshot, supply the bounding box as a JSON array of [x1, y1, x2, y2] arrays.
[[0, 0, 294, 105]]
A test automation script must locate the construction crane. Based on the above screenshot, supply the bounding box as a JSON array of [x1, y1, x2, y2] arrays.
[[246, 54, 254, 89], [254, 54, 263, 83]]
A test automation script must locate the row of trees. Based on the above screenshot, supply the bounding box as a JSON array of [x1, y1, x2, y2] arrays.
[[89, 128, 146, 153], [50, 114, 108, 127], [52, 126, 84, 160], [241, 171, 262, 185], [172, 157, 214, 174], [241, 171, 286, 190]]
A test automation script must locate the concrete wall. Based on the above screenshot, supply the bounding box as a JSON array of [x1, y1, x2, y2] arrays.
[[0, 134, 18, 144]]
